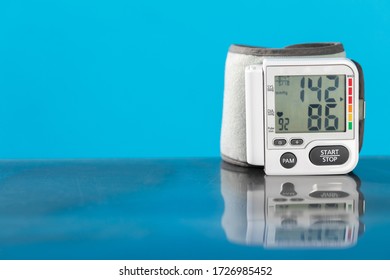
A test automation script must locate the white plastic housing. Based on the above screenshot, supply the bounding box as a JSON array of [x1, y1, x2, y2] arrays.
[[245, 58, 360, 175], [245, 65, 264, 166]]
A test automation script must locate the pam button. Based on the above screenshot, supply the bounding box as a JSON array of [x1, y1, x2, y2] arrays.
[[309, 145, 349, 166]]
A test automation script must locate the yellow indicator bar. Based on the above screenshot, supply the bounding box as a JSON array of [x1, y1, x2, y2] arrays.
[[348, 114, 353, 122]]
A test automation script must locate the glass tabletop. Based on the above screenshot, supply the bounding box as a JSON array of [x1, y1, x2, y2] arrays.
[[0, 157, 388, 260]]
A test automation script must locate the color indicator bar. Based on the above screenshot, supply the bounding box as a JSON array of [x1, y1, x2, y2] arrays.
[[347, 77, 353, 130]]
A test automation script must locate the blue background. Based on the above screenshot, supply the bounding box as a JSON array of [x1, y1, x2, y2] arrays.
[[0, 0, 388, 158]]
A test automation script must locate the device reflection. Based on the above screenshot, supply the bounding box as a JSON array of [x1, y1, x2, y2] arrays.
[[221, 162, 365, 249]]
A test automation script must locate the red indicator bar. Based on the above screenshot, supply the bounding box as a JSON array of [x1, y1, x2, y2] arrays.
[[348, 87, 353, 95], [348, 96, 353, 104], [348, 78, 353, 87]]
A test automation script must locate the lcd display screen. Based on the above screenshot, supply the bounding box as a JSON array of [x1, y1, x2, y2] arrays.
[[275, 75, 346, 133]]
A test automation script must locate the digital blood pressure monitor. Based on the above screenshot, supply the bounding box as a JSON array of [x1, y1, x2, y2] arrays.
[[221, 43, 365, 175]]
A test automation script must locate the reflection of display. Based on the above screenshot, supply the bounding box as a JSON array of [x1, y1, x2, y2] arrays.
[[220, 162, 365, 248], [275, 75, 346, 133]]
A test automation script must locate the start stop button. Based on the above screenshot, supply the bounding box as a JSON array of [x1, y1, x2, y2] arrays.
[[309, 146, 349, 165]]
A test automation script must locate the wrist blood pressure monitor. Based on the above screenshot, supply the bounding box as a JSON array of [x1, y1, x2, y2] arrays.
[[221, 43, 365, 175]]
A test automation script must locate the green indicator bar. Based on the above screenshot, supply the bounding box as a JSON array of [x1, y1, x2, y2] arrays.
[[348, 122, 353, 130]]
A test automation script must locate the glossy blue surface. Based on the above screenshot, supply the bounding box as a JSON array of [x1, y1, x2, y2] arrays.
[[0, 157, 389, 260]]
